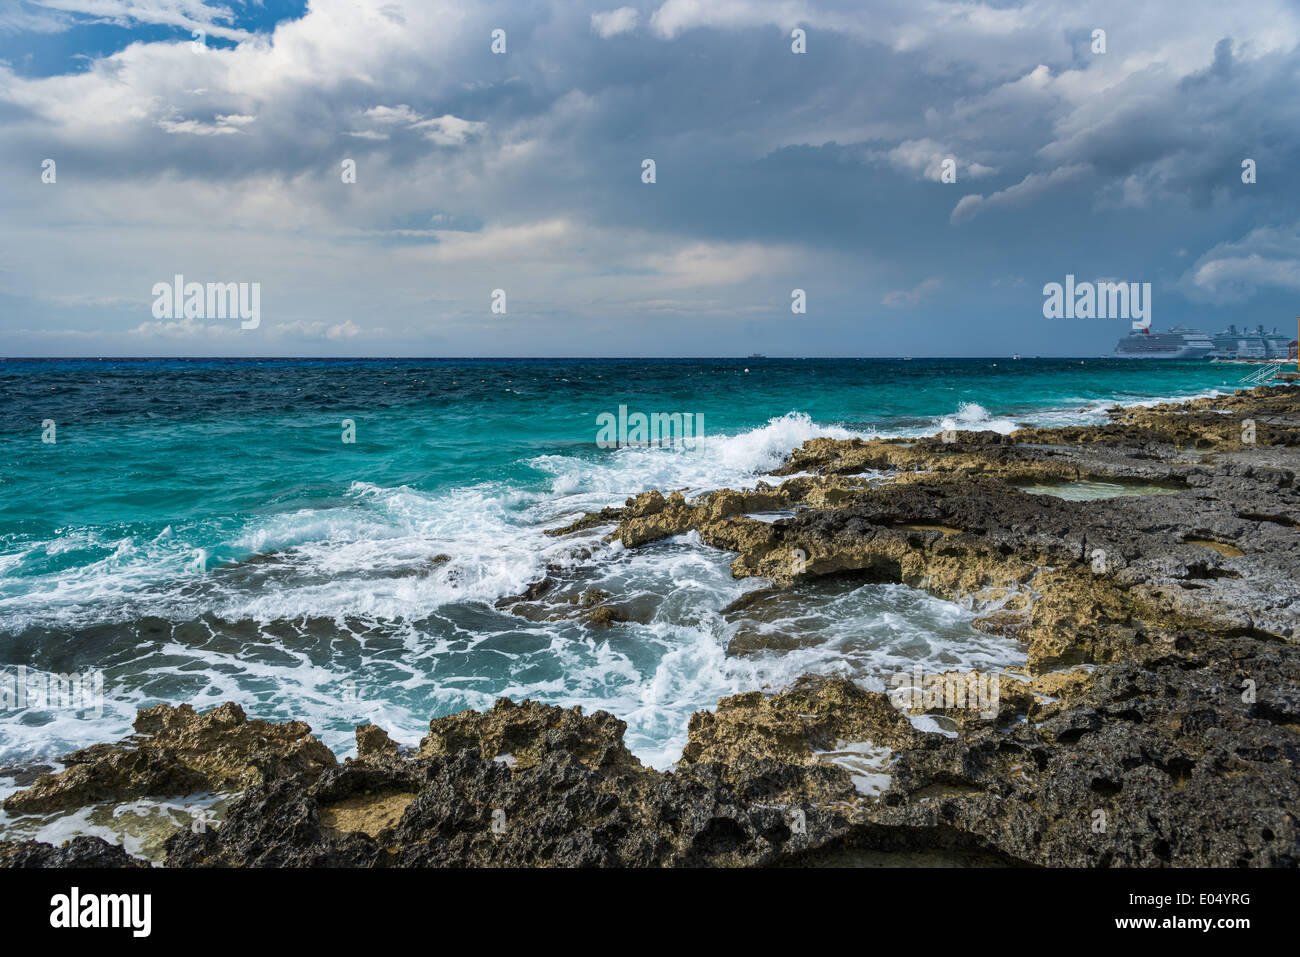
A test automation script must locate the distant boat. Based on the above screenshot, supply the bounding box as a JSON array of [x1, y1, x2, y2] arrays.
[[1209, 324, 1292, 360], [1114, 326, 1213, 359], [1012, 354, 1022, 360], [748, 353, 765, 359]]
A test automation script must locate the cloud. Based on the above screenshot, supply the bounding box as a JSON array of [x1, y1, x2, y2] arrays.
[[0, 4, 73, 33], [950, 164, 1091, 223], [870, 138, 997, 181], [648, 0, 861, 41], [425, 220, 579, 265], [1, 0, 1299, 357], [882, 277, 942, 307], [157, 112, 255, 135], [643, 239, 805, 289], [277, 319, 365, 340], [361, 104, 423, 125], [591, 7, 639, 37], [129, 316, 240, 339], [342, 104, 484, 145], [1182, 224, 1300, 302], [29, 0, 255, 42], [411, 114, 486, 146]]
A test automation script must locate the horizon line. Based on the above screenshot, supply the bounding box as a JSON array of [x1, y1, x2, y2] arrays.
[[0, 354, 1172, 362]]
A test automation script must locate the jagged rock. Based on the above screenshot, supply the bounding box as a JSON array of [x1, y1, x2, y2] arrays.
[[874, 629, 1300, 866], [0, 836, 149, 868], [164, 686, 867, 868], [681, 675, 922, 766], [582, 605, 629, 626], [355, 724, 401, 763], [417, 697, 639, 771], [2, 702, 335, 815], [9, 387, 1300, 869]]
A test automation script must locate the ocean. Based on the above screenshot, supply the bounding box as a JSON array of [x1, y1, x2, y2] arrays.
[[0, 357, 1245, 771]]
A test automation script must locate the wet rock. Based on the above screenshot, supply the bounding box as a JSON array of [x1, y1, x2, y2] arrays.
[[972, 608, 1030, 640], [165, 687, 866, 868], [573, 588, 610, 607], [582, 604, 629, 626], [417, 697, 639, 771], [2, 702, 335, 815], [681, 675, 923, 766]]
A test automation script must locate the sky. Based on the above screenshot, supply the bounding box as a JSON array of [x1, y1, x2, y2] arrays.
[[0, 0, 1298, 357]]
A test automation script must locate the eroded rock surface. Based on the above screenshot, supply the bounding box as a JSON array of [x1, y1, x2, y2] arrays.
[[2, 702, 335, 815], [163, 689, 876, 867]]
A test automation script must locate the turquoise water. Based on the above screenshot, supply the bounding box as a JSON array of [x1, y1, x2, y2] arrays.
[[0, 357, 1244, 769]]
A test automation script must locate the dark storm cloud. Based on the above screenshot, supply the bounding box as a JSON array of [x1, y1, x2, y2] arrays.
[[0, 0, 1297, 357]]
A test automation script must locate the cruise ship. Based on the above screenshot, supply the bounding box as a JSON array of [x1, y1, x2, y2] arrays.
[[1209, 324, 1293, 360], [1113, 326, 1214, 359]]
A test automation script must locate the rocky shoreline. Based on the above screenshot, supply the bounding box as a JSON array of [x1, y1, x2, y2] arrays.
[[3, 385, 1298, 867]]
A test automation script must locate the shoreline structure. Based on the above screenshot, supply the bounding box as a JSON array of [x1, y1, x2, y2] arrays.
[[2, 384, 1298, 867]]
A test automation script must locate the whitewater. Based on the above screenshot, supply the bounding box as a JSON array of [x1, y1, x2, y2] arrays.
[[0, 358, 1239, 772]]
